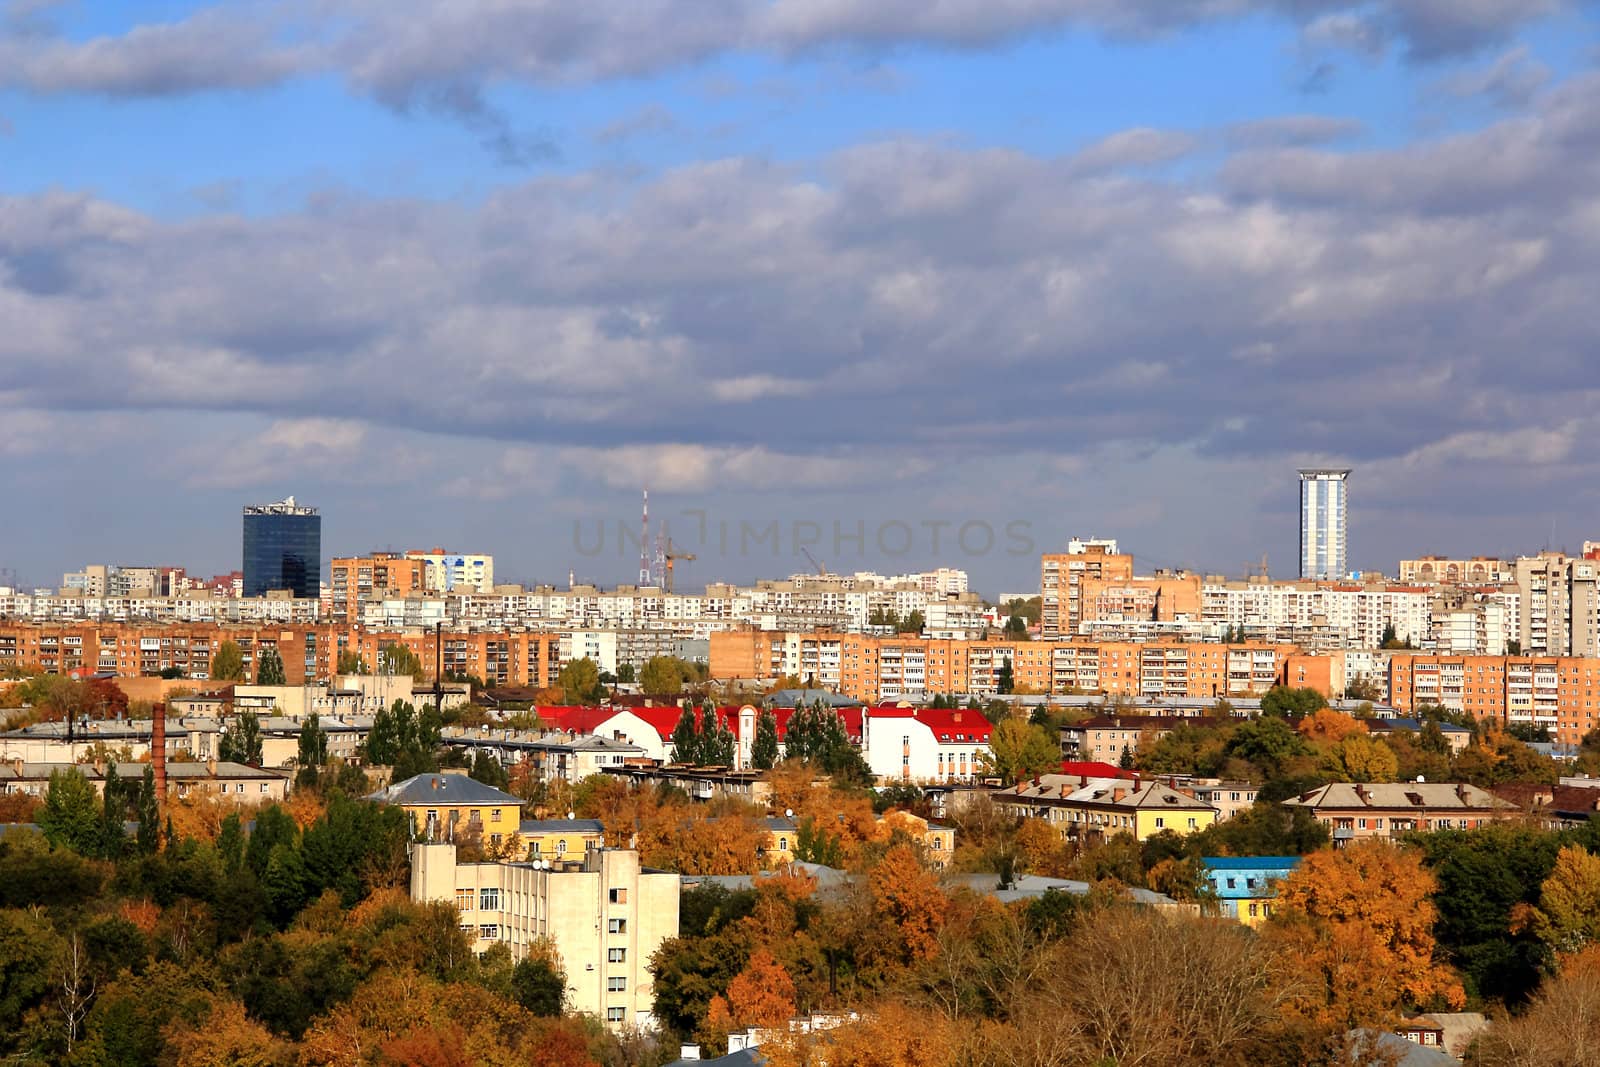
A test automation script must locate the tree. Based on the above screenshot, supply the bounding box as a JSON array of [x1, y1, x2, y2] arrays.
[[671, 704, 703, 765], [510, 942, 566, 1016], [980, 718, 1057, 784], [615, 663, 636, 685], [1224, 716, 1310, 779], [750, 707, 780, 770], [363, 699, 441, 774], [378, 642, 424, 681], [210, 641, 245, 682], [869, 845, 947, 963], [335, 650, 367, 675], [899, 610, 926, 634], [1004, 615, 1029, 637], [704, 710, 736, 767], [1334, 733, 1399, 783], [640, 656, 689, 696], [218, 711, 263, 766], [1345, 675, 1383, 702], [39, 768, 100, 853], [1269, 839, 1464, 1030], [556, 657, 602, 703], [136, 765, 160, 853], [1520, 845, 1600, 956], [255, 647, 286, 686], [296, 713, 329, 789], [1259, 685, 1327, 718], [726, 948, 796, 1029], [995, 659, 1015, 695], [468, 751, 509, 791]]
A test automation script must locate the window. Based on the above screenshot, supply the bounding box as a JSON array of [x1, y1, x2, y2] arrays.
[[608, 948, 626, 963], [456, 888, 474, 912], [607, 977, 626, 992], [607, 1008, 626, 1023], [778, 837, 788, 850], [531, 840, 542, 856], [478, 924, 498, 940], [609, 888, 628, 904], [1248, 903, 1259, 917], [492, 808, 501, 821], [1155, 817, 1165, 828], [490, 833, 502, 847], [558, 839, 567, 853], [480, 888, 500, 910], [608, 918, 626, 934]]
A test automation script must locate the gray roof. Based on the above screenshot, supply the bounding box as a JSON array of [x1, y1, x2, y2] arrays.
[[1344, 1031, 1459, 1066], [368, 773, 521, 807], [1285, 782, 1516, 812], [945, 872, 1092, 902], [766, 689, 858, 707], [666, 1050, 765, 1067], [683, 862, 851, 893], [0, 760, 285, 782]]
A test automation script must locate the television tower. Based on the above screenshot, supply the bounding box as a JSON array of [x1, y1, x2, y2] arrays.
[[639, 488, 652, 586]]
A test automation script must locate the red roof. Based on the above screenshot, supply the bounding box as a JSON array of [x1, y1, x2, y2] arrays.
[[1061, 761, 1136, 780], [535, 702, 866, 745], [866, 706, 992, 743]]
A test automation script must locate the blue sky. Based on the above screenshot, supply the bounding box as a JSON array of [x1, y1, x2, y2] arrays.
[[1, 0, 1598, 594]]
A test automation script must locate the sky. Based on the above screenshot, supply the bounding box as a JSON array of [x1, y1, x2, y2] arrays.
[[2, 0, 1599, 597]]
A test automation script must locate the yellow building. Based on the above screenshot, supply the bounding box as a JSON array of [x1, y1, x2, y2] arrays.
[[994, 776, 1217, 842], [369, 772, 521, 850], [518, 818, 606, 862]]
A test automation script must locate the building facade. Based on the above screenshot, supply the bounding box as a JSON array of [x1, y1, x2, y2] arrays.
[[410, 842, 678, 1029], [242, 497, 321, 599], [1298, 469, 1350, 580]]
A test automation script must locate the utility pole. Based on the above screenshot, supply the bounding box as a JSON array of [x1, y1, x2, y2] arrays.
[[434, 620, 444, 719]]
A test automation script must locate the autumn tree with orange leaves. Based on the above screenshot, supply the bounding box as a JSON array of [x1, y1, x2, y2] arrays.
[[870, 844, 948, 963], [1267, 839, 1464, 1032], [726, 948, 798, 1029]]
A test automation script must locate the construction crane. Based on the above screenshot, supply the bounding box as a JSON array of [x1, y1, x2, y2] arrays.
[[799, 547, 828, 576], [1243, 554, 1269, 579], [663, 537, 696, 594]]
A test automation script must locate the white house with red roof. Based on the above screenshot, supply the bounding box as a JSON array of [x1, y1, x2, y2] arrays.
[[536, 704, 866, 771], [861, 705, 993, 785]]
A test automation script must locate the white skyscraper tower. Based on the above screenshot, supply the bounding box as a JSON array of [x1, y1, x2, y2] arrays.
[[1299, 468, 1351, 580]]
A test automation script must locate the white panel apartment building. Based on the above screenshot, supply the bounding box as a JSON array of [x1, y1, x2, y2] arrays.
[[1202, 581, 1434, 649]]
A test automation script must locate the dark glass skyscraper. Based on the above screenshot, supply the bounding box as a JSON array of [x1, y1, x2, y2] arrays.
[[242, 496, 321, 599]]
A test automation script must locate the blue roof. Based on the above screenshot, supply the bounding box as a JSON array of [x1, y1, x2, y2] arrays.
[[1374, 717, 1470, 734], [1201, 856, 1303, 870]]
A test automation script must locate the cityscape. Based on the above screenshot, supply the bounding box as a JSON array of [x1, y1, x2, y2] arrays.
[[4, 3, 1600, 1066]]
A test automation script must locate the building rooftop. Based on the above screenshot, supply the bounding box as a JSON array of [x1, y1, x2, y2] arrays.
[[368, 772, 521, 807], [1285, 782, 1516, 811]]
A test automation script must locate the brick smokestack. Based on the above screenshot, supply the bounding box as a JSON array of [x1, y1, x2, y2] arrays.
[[152, 703, 167, 805]]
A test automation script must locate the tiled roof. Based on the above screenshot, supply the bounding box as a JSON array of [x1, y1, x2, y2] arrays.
[[1285, 782, 1516, 811]]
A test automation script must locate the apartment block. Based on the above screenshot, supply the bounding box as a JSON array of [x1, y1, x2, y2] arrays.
[[330, 553, 427, 622], [0, 622, 340, 682], [1040, 541, 1132, 639], [1386, 653, 1600, 744], [411, 842, 677, 1030], [1515, 553, 1600, 657]]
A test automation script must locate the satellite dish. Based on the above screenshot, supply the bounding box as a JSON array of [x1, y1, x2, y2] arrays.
[[785, 808, 794, 818], [567, 811, 575, 820]]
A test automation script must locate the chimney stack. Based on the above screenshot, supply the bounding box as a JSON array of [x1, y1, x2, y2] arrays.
[[152, 704, 167, 804]]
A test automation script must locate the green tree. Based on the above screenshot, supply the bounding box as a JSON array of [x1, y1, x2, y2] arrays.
[[378, 642, 424, 681], [335, 649, 367, 675], [38, 768, 100, 853], [135, 765, 160, 854], [98, 761, 127, 860], [703, 709, 736, 767], [510, 953, 566, 1016], [1523, 845, 1600, 955], [899, 610, 926, 634], [615, 663, 636, 685], [750, 707, 780, 770], [296, 713, 328, 789], [1224, 716, 1310, 779], [640, 656, 689, 696], [556, 657, 603, 703], [996, 659, 1015, 695], [980, 718, 1058, 784], [1258, 685, 1327, 718], [362, 699, 441, 774], [671, 704, 703, 765], [210, 641, 245, 682], [219, 711, 263, 766], [469, 751, 510, 791], [255, 646, 287, 686]]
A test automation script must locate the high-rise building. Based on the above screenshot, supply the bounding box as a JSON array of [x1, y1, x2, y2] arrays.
[[1298, 469, 1350, 580], [242, 496, 321, 599]]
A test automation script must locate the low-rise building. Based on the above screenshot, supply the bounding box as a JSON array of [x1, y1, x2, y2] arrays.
[[861, 705, 992, 785], [1283, 782, 1520, 843], [518, 818, 606, 862], [1061, 716, 1231, 764], [369, 772, 522, 850], [1201, 856, 1300, 926], [993, 776, 1218, 841], [0, 758, 289, 802], [410, 841, 677, 1030]]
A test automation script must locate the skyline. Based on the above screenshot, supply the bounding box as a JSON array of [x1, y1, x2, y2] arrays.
[[3, 2, 1600, 592]]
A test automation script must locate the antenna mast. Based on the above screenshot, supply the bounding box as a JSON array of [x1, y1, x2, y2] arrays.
[[639, 488, 652, 585]]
